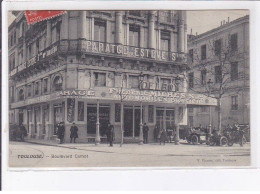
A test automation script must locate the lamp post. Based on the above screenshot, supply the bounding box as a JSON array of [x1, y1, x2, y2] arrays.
[[95, 99, 101, 145], [207, 78, 213, 134], [139, 72, 144, 145], [120, 73, 126, 147]]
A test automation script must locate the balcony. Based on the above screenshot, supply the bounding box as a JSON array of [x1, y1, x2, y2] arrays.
[[9, 39, 187, 78]]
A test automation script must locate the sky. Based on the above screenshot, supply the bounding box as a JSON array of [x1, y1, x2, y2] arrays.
[[8, 10, 249, 35]]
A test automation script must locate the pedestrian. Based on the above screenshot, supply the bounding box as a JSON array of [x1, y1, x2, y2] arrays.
[[143, 123, 149, 144], [106, 122, 115, 147], [160, 129, 167, 145], [57, 122, 65, 144], [153, 124, 160, 142], [70, 122, 78, 143]]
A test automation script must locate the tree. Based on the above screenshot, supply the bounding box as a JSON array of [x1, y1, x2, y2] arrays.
[[185, 36, 248, 131]]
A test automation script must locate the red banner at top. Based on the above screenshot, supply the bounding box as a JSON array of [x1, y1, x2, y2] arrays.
[[25, 11, 66, 25]]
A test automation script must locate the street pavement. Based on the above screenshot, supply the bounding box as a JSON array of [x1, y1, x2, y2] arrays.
[[9, 140, 250, 168]]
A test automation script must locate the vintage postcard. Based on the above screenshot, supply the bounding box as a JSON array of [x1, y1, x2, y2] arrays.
[[6, 8, 250, 168]]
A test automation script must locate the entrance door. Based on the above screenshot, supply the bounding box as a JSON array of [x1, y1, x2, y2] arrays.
[[124, 108, 133, 137], [156, 109, 164, 129], [166, 109, 175, 129], [19, 111, 23, 125], [87, 105, 110, 136], [134, 109, 140, 137]]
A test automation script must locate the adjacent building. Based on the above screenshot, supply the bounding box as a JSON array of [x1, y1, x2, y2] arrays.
[[187, 15, 249, 129], [8, 10, 216, 143]]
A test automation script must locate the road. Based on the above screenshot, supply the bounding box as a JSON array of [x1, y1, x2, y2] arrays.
[[9, 141, 250, 168]]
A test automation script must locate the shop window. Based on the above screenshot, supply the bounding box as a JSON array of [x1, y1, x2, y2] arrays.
[[148, 105, 154, 123], [188, 72, 194, 88], [231, 96, 238, 110], [52, 75, 63, 91], [160, 31, 170, 52], [18, 89, 24, 101], [201, 44, 207, 60], [215, 65, 222, 83], [129, 25, 140, 47], [94, 20, 106, 42], [214, 39, 222, 56], [230, 33, 238, 52], [115, 103, 121, 122], [78, 101, 84, 121], [201, 70, 206, 86], [34, 82, 40, 95], [231, 62, 238, 81], [43, 78, 48, 93], [94, 72, 106, 87], [27, 84, 32, 97], [128, 75, 139, 88], [189, 49, 193, 63]]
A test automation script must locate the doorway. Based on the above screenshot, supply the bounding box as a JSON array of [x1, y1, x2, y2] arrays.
[[124, 106, 143, 137], [18, 111, 23, 125]]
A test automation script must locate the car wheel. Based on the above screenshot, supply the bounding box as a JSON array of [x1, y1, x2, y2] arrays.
[[209, 137, 215, 146], [228, 140, 234, 146], [191, 135, 199, 145], [220, 136, 228, 146]]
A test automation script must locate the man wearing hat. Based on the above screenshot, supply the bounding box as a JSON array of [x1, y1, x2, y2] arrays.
[[70, 122, 79, 143], [57, 122, 65, 144]]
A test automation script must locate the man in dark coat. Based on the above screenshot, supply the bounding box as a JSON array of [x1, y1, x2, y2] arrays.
[[106, 122, 115, 147], [143, 123, 149, 144], [57, 122, 65, 144], [153, 124, 160, 142], [70, 122, 78, 143], [19, 123, 27, 141]]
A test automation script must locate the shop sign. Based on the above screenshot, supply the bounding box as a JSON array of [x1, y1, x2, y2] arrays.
[[81, 40, 187, 62], [58, 90, 95, 97]]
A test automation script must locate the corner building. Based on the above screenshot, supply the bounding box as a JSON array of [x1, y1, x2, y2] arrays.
[[9, 11, 215, 143]]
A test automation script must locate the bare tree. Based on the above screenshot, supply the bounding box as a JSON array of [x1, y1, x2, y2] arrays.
[[184, 36, 247, 131]]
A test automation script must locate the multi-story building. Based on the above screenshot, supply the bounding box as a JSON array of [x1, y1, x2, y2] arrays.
[[8, 10, 216, 143], [187, 15, 249, 130]]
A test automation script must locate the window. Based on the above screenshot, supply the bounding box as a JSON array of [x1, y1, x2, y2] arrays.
[[28, 44, 32, 59], [18, 89, 24, 101], [18, 51, 23, 65], [201, 44, 207, 60], [129, 75, 139, 88], [43, 78, 48, 93], [129, 25, 140, 47], [161, 31, 170, 51], [231, 62, 238, 81], [231, 96, 238, 110], [52, 75, 63, 91], [215, 65, 222, 83], [188, 72, 194, 88], [36, 39, 40, 54], [78, 101, 84, 121], [94, 72, 106, 87], [10, 86, 15, 103], [189, 49, 193, 63], [56, 24, 61, 41], [129, 11, 141, 17], [201, 69, 206, 85], [230, 33, 238, 52], [9, 54, 15, 71], [35, 82, 40, 95], [27, 85, 32, 97], [214, 39, 222, 56], [161, 78, 171, 91], [94, 20, 106, 42]]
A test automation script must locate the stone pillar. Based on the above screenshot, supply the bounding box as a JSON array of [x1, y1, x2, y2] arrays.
[[61, 13, 69, 40], [148, 11, 156, 49], [46, 20, 52, 47], [79, 11, 87, 39], [177, 11, 185, 53], [115, 11, 123, 44], [175, 106, 180, 145]]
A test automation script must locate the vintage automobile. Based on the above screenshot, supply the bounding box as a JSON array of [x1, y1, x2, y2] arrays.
[[183, 127, 209, 145], [9, 124, 27, 141], [208, 130, 228, 146], [222, 125, 248, 147]]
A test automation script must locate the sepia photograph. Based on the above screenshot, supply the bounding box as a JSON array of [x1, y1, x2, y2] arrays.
[[7, 9, 250, 168]]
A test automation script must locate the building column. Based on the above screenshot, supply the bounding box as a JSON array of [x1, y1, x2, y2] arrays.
[[115, 11, 123, 45], [148, 11, 156, 49], [61, 13, 69, 40], [95, 100, 101, 145], [177, 10, 186, 53], [46, 20, 52, 47], [79, 11, 87, 39]]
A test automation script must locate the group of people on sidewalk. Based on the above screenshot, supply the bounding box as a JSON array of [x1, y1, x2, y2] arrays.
[[56, 122, 78, 144]]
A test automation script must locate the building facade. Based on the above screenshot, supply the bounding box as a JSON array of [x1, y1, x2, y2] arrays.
[[187, 15, 250, 129], [8, 10, 216, 143]]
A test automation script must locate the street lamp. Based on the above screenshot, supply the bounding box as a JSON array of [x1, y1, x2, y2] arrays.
[[207, 78, 213, 134], [139, 72, 144, 145]]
